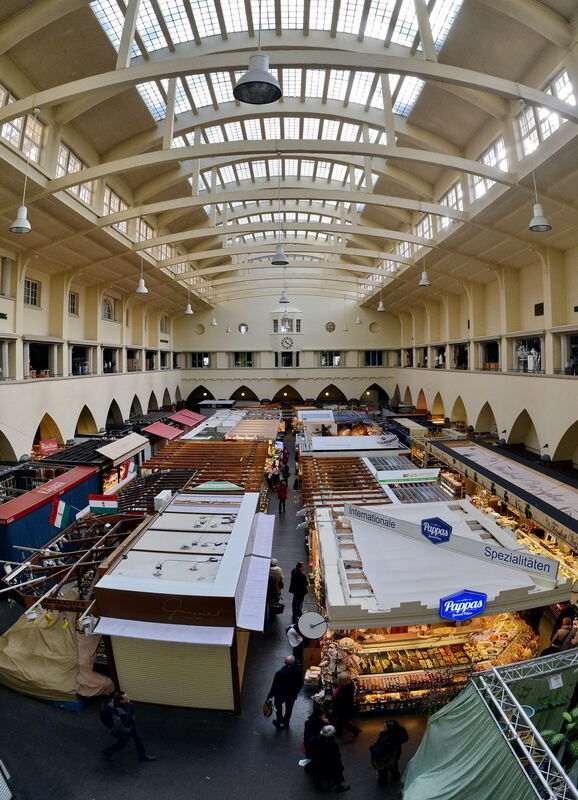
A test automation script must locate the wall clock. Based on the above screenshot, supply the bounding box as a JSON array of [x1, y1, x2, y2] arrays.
[[281, 336, 294, 349]]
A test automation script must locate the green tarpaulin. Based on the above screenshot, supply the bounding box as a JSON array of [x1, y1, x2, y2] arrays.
[[403, 684, 536, 800]]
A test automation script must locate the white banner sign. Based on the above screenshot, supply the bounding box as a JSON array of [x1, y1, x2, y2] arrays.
[[376, 469, 440, 484], [343, 503, 559, 581]]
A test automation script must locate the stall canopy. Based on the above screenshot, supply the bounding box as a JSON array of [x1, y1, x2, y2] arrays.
[[169, 410, 205, 427], [0, 466, 98, 524], [95, 617, 234, 646], [403, 684, 535, 800], [143, 422, 183, 441], [96, 433, 149, 466], [225, 419, 279, 442]]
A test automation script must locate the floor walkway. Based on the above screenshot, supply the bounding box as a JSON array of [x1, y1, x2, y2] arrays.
[[0, 437, 426, 799]]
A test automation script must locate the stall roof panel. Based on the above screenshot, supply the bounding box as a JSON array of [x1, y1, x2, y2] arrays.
[[170, 411, 203, 427], [142, 422, 183, 441], [0, 466, 99, 524], [236, 555, 270, 632], [96, 433, 149, 466], [95, 616, 234, 645]]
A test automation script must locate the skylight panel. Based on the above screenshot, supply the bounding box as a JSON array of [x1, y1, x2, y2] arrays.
[[281, 0, 304, 29], [369, 79, 385, 110], [249, 0, 275, 29], [90, 1, 140, 57], [264, 118, 281, 138], [321, 119, 339, 140], [365, 0, 396, 40], [316, 162, 331, 179], [172, 136, 187, 147], [281, 69, 302, 97], [309, 0, 333, 30], [369, 127, 386, 144], [340, 123, 360, 142], [236, 162, 252, 180], [337, 0, 364, 34], [269, 159, 282, 176], [191, 0, 221, 37], [306, 70, 326, 98], [186, 74, 213, 108], [252, 160, 267, 178], [224, 121, 244, 140], [157, 0, 195, 44], [136, 0, 168, 51], [283, 118, 300, 139], [327, 70, 351, 101], [137, 82, 166, 120], [297, 212, 308, 221], [301, 160, 315, 177], [393, 76, 425, 116], [244, 118, 263, 139], [203, 125, 224, 143], [210, 72, 234, 104], [331, 164, 348, 182], [354, 167, 365, 188], [221, 0, 248, 32], [348, 71, 376, 106], [284, 159, 299, 176], [391, 0, 419, 47], [302, 118, 320, 139], [430, 1, 463, 53]]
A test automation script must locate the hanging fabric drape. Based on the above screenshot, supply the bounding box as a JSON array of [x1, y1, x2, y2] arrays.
[[403, 683, 535, 800]]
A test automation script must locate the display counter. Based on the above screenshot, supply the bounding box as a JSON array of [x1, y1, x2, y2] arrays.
[[439, 470, 465, 499]]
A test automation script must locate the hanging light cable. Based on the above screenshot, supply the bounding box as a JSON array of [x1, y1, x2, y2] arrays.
[[233, 0, 281, 104], [529, 170, 552, 232], [377, 287, 385, 312], [10, 107, 40, 234], [278, 264, 290, 304], [271, 168, 288, 265]]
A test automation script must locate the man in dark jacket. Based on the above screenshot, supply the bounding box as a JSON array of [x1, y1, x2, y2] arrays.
[[307, 725, 350, 792], [267, 655, 304, 728], [289, 561, 308, 622], [102, 691, 157, 762], [369, 720, 408, 784]]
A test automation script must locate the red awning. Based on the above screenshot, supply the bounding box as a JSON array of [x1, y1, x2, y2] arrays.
[[0, 466, 99, 524], [169, 410, 206, 427], [143, 422, 183, 441]]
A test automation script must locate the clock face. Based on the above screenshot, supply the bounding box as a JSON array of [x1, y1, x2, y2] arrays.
[[297, 611, 328, 639], [281, 336, 294, 350]]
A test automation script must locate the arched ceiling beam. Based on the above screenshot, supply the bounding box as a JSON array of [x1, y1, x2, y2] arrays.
[[204, 287, 361, 301], [224, 202, 352, 223], [210, 273, 362, 288], [1, 48, 576, 125], [45, 140, 513, 198], [428, 83, 509, 118], [477, 0, 573, 48], [0, 0, 87, 56], [172, 259, 394, 280], [150, 222, 431, 256], [104, 102, 462, 161]]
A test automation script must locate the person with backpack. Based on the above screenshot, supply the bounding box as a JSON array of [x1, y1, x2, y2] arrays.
[[101, 691, 157, 762], [369, 720, 408, 784]]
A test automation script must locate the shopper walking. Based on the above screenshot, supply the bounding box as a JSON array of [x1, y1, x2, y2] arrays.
[[289, 561, 308, 622], [286, 622, 304, 663], [102, 691, 157, 762], [303, 706, 329, 758], [306, 725, 350, 792], [369, 720, 408, 784], [331, 674, 362, 739], [266, 655, 304, 728], [277, 480, 288, 513]]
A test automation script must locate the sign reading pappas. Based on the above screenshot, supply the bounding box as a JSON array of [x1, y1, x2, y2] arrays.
[[421, 517, 452, 545], [88, 494, 119, 515], [439, 589, 488, 621]]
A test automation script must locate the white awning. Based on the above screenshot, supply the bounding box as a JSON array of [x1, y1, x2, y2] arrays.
[[251, 513, 275, 558], [96, 432, 149, 466], [95, 616, 234, 646], [236, 555, 270, 632]]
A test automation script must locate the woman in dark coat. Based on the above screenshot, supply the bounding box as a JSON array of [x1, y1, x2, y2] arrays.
[[306, 726, 350, 792], [303, 706, 329, 757], [331, 674, 361, 738], [289, 561, 308, 622]]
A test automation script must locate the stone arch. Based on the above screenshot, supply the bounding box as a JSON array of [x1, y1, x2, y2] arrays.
[[361, 383, 389, 406], [147, 391, 159, 412], [391, 385, 401, 406], [416, 389, 427, 412], [105, 400, 123, 426], [450, 395, 467, 424], [474, 402, 497, 435], [432, 392, 445, 416], [230, 385, 259, 401], [552, 420, 578, 466], [162, 388, 171, 407], [316, 384, 347, 404], [130, 394, 143, 417], [272, 385, 304, 404], [175, 386, 183, 402], [186, 385, 214, 408], [75, 405, 98, 435], [0, 430, 17, 462], [402, 386, 413, 406], [507, 409, 540, 454], [34, 413, 64, 445]]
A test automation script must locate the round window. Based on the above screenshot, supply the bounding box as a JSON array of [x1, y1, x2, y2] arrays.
[[195, 324, 205, 335], [238, 323, 249, 334], [369, 322, 379, 333], [325, 322, 336, 332]]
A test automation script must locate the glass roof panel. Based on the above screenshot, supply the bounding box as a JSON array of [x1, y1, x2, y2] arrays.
[[136, 82, 165, 120], [157, 0, 195, 44], [249, 0, 276, 30], [221, 0, 249, 33], [211, 72, 234, 104], [309, 0, 334, 30], [391, 0, 419, 47], [244, 118, 263, 139], [185, 74, 213, 107], [365, 0, 396, 40], [430, 0, 463, 52], [337, 0, 365, 34], [305, 70, 326, 98], [190, 0, 221, 38], [327, 70, 351, 101], [393, 76, 425, 116], [302, 118, 321, 139], [340, 123, 360, 142], [264, 118, 281, 138], [91, 1, 140, 57], [283, 118, 301, 138], [349, 72, 377, 106], [224, 121, 244, 140], [281, 0, 305, 28], [281, 69, 302, 97], [204, 125, 225, 143]]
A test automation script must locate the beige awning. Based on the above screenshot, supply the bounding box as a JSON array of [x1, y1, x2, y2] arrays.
[[96, 433, 149, 466]]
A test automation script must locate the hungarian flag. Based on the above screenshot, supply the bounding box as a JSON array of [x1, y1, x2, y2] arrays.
[[49, 498, 75, 529], [120, 460, 138, 481], [88, 494, 119, 514]]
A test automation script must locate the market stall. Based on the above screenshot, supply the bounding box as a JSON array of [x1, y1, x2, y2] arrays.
[[224, 418, 280, 442], [142, 421, 183, 452], [94, 492, 274, 712]]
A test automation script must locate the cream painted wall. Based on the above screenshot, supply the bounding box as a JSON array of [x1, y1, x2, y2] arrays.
[[484, 280, 501, 336], [564, 246, 578, 327], [517, 263, 543, 331]]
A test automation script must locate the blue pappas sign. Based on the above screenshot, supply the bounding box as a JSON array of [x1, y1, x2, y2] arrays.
[[421, 516, 452, 545], [439, 590, 488, 621]]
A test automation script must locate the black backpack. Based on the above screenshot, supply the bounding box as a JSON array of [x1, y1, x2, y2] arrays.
[[99, 700, 114, 729]]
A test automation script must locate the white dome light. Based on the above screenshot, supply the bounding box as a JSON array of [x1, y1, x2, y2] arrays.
[[233, 52, 282, 105]]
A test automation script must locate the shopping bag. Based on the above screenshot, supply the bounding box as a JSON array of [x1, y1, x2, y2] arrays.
[[270, 601, 285, 615], [263, 698, 273, 718]]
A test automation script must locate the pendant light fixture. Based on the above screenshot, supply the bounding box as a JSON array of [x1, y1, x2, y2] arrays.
[[271, 242, 289, 266], [210, 316, 218, 326], [225, 325, 231, 333], [233, 0, 281, 104], [355, 315, 362, 324], [10, 107, 40, 234], [418, 257, 431, 287], [135, 250, 148, 294], [528, 170, 552, 232], [376, 290, 385, 312], [184, 290, 193, 314], [271, 176, 289, 266], [278, 263, 290, 304]]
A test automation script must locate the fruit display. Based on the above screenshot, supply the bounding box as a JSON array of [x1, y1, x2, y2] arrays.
[[358, 643, 471, 675]]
